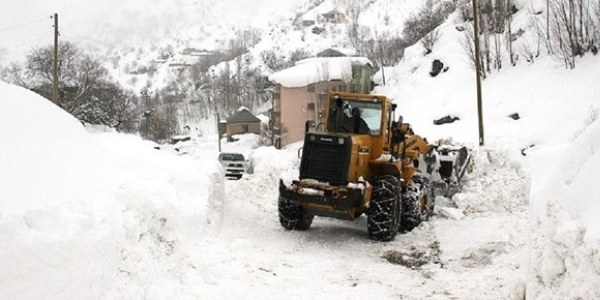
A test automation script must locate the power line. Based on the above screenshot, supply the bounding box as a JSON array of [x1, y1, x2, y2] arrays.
[[5, 34, 54, 49], [59, 27, 108, 45], [58, 32, 87, 46], [0, 16, 49, 34]]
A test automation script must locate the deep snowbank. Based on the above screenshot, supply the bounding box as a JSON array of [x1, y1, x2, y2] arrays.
[[0, 82, 224, 299], [527, 119, 600, 300]]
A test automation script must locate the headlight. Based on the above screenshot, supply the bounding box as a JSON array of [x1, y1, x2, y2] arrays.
[[309, 135, 316, 142], [338, 137, 345, 144]]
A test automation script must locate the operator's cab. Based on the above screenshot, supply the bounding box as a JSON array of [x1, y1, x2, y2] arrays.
[[326, 94, 383, 136]]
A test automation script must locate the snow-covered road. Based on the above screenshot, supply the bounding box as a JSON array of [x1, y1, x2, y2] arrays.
[[124, 144, 529, 300]]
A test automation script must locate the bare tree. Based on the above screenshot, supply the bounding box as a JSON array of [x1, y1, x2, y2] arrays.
[[506, 0, 516, 65], [490, 0, 509, 70], [421, 29, 441, 55], [317, 60, 330, 83], [346, 0, 364, 49], [0, 62, 34, 88], [519, 35, 539, 64], [362, 35, 407, 68], [80, 81, 139, 132], [403, 0, 455, 46], [288, 48, 311, 66], [591, 0, 600, 52], [462, 23, 487, 79], [547, 0, 596, 68], [13, 42, 140, 128], [491, 33, 506, 69]]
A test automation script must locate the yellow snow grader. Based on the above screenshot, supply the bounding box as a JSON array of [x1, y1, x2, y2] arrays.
[[278, 92, 470, 241]]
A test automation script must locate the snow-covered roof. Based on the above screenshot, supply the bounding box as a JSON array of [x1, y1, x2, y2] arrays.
[[269, 56, 372, 88], [316, 47, 357, 57], [330, 47, 356, 56], [226, 108, 261, 123], [168, 54, 201, 66], [314, 1, 337, 14]]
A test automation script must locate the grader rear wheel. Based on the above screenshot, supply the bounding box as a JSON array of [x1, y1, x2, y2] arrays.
[[399, 174, 433, 231]]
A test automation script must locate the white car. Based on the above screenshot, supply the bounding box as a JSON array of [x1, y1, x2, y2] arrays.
[[218, 152, 248, 179]]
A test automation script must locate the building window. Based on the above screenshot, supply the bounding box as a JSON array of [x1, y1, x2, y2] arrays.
[[241, 124, 249, 133], [307, 102, 315, 111], [319, 92, 327, 101], [307, 84, 315, 93]]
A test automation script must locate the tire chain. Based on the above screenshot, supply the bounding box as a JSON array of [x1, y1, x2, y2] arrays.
[[368, 175, 401, 241], [400, 174, 433, 230], [278, 197, 313, 230]]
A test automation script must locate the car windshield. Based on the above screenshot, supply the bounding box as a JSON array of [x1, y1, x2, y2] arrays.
[[221, 153, 245, 161], [326, 98, 382, 135]]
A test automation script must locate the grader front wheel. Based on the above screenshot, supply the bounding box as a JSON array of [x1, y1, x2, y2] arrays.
[[278, 196, 314, 230], [367, 175, 401, 242]]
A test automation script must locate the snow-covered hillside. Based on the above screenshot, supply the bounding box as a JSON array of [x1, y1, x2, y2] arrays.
[[2, 64, 598, 298], [2, 0, 600, 299]]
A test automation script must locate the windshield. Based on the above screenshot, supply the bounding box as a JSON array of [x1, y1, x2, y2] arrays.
[[326, 98, 382, 135]]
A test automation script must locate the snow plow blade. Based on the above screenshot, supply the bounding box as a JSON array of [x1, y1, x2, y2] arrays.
[[278, 179, 370, 220], [423, 145, 471, 198]]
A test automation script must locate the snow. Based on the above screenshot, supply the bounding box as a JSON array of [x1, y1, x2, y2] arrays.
[[0, 82, 224, 299], [2, 0, 600, 299], [269, 56, 373, 88], [526, 120, 600, 299]]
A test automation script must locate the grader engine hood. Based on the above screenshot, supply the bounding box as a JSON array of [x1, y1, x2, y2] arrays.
[[299, 133, 352, 185]]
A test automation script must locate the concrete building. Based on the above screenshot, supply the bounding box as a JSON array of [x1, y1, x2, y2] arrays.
[[269, 57, 373, 148]]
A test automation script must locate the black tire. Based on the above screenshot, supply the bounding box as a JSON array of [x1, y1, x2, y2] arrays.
[[399, 174, 433, 231], [278, 196, 314, 230], [421, 176, 435, 220], [367, 175, 401, 242]]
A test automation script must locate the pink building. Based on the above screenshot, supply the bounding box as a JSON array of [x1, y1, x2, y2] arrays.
[[269, 57, 373, 148]]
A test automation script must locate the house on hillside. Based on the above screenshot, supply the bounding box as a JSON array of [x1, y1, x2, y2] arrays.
[[268, 56, 374, 148], [320, 9, 347, 24], [302, 19, 316, 27], [224, 108, 262, 141], [168, 54, 201, 70]]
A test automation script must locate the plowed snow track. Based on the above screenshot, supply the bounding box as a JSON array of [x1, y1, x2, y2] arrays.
[[185, 147, 530, 300]]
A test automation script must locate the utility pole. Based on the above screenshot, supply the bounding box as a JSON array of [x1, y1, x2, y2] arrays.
[[546, 0, 552, 53], [209, 74, 221, 152], [270, 94, 275, 146], [472, 0, 484, 146], [52, 13, 59, 105], [217, 112, 222, 152], [378, 40, 386, 86]]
